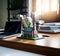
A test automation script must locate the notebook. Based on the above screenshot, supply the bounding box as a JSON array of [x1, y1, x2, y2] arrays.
[[0, 21, 21, 38]]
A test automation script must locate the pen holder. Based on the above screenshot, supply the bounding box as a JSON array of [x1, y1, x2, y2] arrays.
[[23, 27, 33, 39], [17, 27, 44, 40]]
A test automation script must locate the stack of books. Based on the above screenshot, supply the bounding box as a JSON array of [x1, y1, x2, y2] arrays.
[[38, 23, 60, 33]]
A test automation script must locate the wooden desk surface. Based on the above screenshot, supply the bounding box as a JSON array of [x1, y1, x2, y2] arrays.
[[0, 33, 60, 55]]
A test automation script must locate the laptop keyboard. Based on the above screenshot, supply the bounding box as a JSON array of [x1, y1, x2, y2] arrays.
[[0, 32, 13, 35], [0, 32, 15, 38], [0, 33, 19, 38]]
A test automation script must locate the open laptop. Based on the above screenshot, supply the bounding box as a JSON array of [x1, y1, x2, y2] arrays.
[[0, 21, 21, 38]]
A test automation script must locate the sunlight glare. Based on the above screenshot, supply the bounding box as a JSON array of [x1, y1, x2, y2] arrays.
[[36, 0, 41, 15], [42, 0, 49, 13], [51, 0, 58, 11], [35, 0, 58, 15]]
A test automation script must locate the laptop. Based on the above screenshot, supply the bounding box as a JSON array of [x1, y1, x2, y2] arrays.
[[38, 24, 60, 33], [0, 21, 21, 38]]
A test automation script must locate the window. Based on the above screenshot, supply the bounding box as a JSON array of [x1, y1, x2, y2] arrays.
[[35, 0, 59, 15]]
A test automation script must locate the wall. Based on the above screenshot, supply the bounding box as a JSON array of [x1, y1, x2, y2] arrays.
[[32, 0, 36, 12], [41, 11, 59, 23], [0, 0, 7, 28], [41, 0, 60, 23], [32, 0, 60, 23], [59, 0, 60, 14]]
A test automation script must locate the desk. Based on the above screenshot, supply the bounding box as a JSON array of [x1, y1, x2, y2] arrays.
[[0, 33, 60, 56]]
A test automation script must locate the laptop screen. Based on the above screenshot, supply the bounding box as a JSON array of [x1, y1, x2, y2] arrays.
[[4, 21, 21, 34]]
